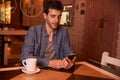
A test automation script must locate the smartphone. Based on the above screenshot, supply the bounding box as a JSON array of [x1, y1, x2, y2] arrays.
[[68, 54, 76, 60]]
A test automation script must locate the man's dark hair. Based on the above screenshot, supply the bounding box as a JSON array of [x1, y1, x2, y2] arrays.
[[43, 0, 63, 15]]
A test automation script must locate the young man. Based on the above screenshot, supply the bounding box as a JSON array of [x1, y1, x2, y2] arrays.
[[20, 0, 76, 70]]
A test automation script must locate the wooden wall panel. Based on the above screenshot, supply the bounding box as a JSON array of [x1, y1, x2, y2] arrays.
[[82, 0, 120, 62]]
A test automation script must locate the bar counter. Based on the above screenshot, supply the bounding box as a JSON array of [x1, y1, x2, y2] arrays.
[[0, 30, 27, 35], [0, 30, 27, 65]]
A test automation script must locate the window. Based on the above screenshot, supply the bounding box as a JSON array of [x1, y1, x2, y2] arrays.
[[0, 1, 11, 24], [60, 5, 72, 26]]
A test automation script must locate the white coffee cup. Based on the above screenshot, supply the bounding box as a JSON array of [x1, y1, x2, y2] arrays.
[[22, 58, 37, 72]]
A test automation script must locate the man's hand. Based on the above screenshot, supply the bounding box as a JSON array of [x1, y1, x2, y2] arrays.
[[48, 57, 76, 70], [63, 56, 76, 70], [48, 59, 65, 69]]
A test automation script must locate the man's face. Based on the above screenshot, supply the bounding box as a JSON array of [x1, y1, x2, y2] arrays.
[[44, 9, 62, 30]]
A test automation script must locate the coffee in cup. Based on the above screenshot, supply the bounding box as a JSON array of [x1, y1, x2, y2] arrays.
[[22, 58, 37, 72]]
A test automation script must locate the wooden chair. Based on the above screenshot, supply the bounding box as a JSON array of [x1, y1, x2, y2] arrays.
[[101, 52, 120, 67]]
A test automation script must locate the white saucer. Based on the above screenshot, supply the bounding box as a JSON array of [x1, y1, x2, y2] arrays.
[[21, 67, 40, 74]]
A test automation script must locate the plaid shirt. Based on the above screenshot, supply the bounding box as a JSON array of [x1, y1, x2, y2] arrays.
[[20, 24, 73, 67]]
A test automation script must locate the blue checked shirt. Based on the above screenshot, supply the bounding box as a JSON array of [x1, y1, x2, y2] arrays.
[[20, 24, 73, 67]]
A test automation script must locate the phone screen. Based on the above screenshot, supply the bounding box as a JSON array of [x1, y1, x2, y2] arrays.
[[68, 54, 76, 60]]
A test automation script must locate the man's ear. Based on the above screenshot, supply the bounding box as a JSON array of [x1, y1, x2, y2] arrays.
[[43, 13, 47, 19]]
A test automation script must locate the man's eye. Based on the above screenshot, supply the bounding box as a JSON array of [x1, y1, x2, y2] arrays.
[[51, 15, 55, 18]]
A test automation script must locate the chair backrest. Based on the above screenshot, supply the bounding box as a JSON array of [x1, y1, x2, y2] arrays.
[[101, 52, 120, 67]]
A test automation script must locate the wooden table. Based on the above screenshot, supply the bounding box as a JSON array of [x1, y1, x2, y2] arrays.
[[0, 61, 120, 80], [0, 30, 27, 65]]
